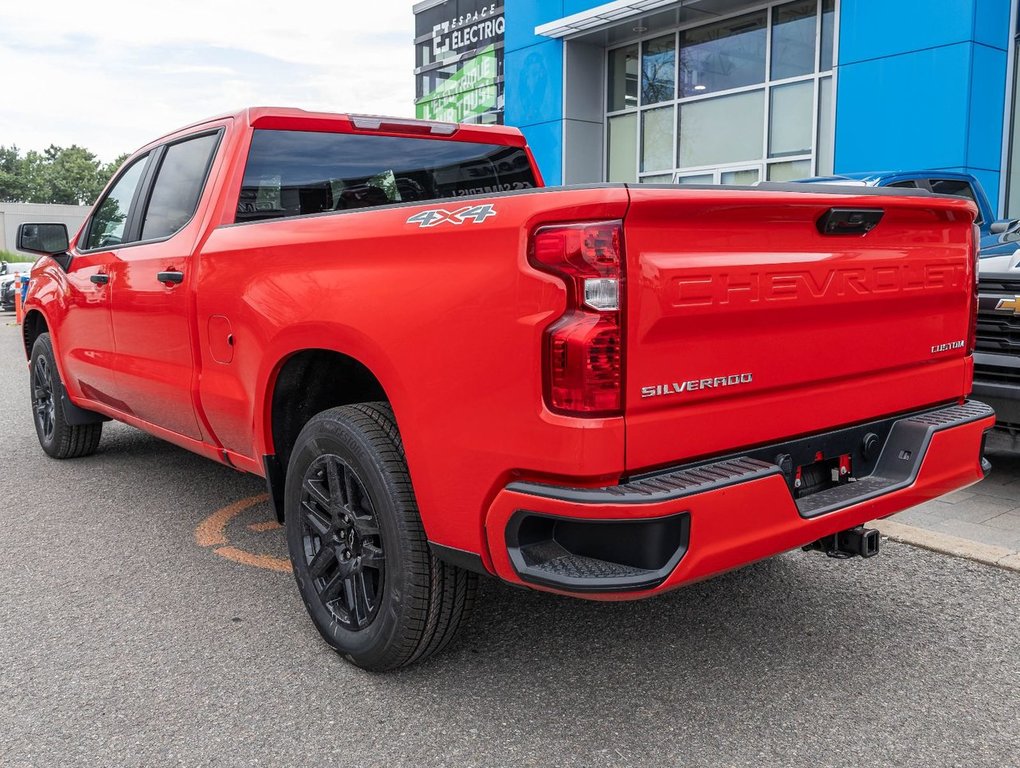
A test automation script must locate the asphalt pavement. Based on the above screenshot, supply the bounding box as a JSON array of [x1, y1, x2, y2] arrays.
[[1, 317, 1018, 768]]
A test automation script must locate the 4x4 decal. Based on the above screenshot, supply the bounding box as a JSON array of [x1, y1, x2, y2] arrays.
[[406, 204, 497, 228]]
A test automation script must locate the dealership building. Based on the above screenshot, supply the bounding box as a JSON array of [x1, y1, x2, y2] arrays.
[[415, 0, 1020, 216]]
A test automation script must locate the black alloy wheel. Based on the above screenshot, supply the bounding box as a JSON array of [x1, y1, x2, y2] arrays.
[[32, 353, 56, 444], [284, 402, 477, 671], [299, 454, 385, 630], [29, 333, 103, 459]]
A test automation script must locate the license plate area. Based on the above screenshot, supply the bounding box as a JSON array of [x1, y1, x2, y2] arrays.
[[794, 452, 854, 499]]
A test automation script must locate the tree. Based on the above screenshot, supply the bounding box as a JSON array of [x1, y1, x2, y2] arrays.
[[0, 144, 128, 205]]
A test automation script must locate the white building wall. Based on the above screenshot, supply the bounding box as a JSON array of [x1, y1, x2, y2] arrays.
[[0, 202, 89, 256]]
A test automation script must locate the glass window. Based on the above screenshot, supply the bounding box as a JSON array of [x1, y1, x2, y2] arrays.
[[887, 181, 918, 188], [141, 133, 220, 241], [930, 179, 983, 224], [816, 76, 833, 175], [679, 12, 767, 98], [608, 114, 637, 182], [84, 154, 149, 250], [769, 80, 814, 157], [236, 131, 537, 223], [771, 0, 817, 80], [642, 35, 675, 104], [767, 158, 812, 181], [679, 90, 764, 168], [640, 174, 674, 183], [608, 45, 639, 111], [721, 168, 761, 185], [642, 107, 674, 172], [820, 0, 836, 71], [677, 173, 715, 184]]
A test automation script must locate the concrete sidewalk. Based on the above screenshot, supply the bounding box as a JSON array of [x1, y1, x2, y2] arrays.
[[877, 431, 1020, 571]]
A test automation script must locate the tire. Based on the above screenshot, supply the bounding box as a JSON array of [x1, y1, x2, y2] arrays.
[[29, 333, 103, 459], [284, 402, 477, 671]]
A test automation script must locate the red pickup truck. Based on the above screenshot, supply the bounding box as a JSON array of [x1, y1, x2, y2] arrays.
[[17, 107, 993, 670]]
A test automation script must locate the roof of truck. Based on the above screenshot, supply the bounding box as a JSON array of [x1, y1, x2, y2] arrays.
[[139, 107, 527, 154]]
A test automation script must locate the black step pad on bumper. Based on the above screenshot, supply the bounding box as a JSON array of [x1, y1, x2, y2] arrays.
[[795, 400, 992, 517]]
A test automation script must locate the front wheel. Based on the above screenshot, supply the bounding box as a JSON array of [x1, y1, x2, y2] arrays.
[[284, 402, 476, 671], [30, 333, 103, 459]]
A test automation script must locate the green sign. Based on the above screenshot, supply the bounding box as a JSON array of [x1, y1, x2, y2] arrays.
[[417, 45, 498, 123]]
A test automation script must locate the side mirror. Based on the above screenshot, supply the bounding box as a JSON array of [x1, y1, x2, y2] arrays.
[[989, 219, 1018, 235], [17, 223, 69, 256]]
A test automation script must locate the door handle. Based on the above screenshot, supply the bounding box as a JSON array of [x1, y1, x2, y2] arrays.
[[89, 274, 109, 285], [157, 270, 185, 285]]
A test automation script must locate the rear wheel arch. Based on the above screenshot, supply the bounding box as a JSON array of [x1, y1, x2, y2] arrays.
[[22, 310, 49, 361], [264, 348, 391, 521]]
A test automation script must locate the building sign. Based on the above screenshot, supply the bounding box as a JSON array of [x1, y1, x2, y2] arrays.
[[414, 1, 504, 124]]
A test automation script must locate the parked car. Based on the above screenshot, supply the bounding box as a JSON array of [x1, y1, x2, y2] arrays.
[[0, 266, 31, 311], [17, 108, 992, 670], [1, 276, 15, 311]]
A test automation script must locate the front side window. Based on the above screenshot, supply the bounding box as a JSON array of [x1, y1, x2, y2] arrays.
[[236, 130, 537, 223], [141, 132, 220, 240], [84, 155, 149, 250]]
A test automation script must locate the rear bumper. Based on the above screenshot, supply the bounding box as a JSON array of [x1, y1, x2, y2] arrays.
[[483, 401, 993, 599]]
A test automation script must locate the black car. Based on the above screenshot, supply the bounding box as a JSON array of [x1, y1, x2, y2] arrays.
[[0, 274, 18, 312]]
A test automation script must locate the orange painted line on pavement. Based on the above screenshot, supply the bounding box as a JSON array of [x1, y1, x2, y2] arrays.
[[195, 493, 269, 547], [214, 546, 292, 574], [247, 520, 282, 533]]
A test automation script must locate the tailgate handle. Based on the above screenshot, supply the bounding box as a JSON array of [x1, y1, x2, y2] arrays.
[[817, 208, 884, 236]]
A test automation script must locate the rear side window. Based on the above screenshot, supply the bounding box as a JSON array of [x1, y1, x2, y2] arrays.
[[142, 132, 220, 240], [886, 180, 918, 189], [929, 178, 982, 224], [84, 154, 150, 250], [236, 129, 537, 223]]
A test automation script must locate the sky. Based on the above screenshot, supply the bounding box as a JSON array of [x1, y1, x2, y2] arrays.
[[0, 1, 417, 163]]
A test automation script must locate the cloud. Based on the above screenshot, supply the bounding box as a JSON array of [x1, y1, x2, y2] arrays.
[[0, 0, 415, 161]]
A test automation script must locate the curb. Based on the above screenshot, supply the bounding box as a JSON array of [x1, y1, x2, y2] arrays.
[[872, 519, 1020, 572]]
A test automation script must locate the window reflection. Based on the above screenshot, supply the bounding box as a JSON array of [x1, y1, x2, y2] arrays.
[[679, 12, 767, 98], [642, 35, 675, 104], [608, 45, 639, 111], [771, 0, 818, 80]]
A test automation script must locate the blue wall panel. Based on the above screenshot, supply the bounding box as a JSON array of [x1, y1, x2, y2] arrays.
[[974, 0, 1012, 50], [505, 0, 563, 53], [563, 0, 600, 15], [968, 43, 1009, 209], [504, 42, 563, 127], [519, 120, 564, 186], [838, 0, 977, 65], [835, 43, 973, 172]]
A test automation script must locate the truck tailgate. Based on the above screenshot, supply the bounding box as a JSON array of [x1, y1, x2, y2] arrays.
[[623, 186, 977, 472]]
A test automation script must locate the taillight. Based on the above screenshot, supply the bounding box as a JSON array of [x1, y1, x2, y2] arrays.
[[968, 223, 980, 355], [529, 221, 624, 416]]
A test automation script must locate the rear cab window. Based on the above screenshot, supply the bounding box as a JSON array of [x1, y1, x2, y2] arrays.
[[235, 130, 537, 223]]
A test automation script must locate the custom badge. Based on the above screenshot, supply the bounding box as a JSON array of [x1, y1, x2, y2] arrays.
[[406, 204, 497, 228]]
